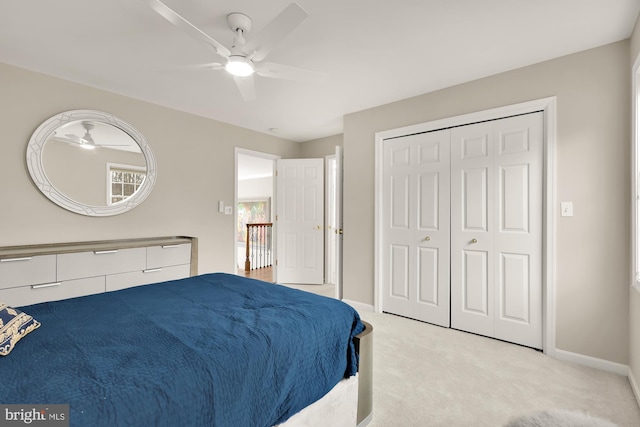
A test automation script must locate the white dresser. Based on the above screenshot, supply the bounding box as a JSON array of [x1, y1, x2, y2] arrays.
[[0, 236, 197, 307]]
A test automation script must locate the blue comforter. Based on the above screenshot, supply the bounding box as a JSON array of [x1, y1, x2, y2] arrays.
[[0, 273, 365, 427]]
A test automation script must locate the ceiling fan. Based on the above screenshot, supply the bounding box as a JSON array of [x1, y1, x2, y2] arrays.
[[52, 122, 130, 150], [143, 0, 323, 101]]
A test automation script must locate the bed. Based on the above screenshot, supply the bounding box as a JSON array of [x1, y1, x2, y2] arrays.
[[0, 272, 369, 427]]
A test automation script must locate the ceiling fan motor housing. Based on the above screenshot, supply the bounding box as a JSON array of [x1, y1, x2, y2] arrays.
[[227, 13, 252, 34]]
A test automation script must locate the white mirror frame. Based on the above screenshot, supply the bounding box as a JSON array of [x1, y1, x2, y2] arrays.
[[26, 110, 157, 216]]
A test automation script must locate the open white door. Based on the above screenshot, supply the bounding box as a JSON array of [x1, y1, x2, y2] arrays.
[[276, 158, 324, 284]]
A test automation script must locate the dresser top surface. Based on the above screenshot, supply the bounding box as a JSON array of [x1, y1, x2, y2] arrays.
[[0, 236, 193, 260]]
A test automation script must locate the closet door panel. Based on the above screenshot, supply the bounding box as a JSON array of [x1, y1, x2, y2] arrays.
[[493, 113, 543, 349], [451, 122, 495, 337], [451, 113, 543, 349], [382, 130, 450, 327]]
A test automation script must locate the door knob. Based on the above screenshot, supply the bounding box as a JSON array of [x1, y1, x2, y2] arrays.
[[471, 238, 478, 244], [314, 225, 322, 230], [336, 229, 343, 235], [424, 236, 431, 241]]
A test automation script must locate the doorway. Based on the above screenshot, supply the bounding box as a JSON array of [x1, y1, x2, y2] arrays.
[[235, 149, 278, 282]]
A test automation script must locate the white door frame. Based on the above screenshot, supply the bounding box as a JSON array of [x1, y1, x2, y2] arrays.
[[326, 147, 344, 299], [234, 147, 280, 279], [374, 97, 557, 356], [326, 153, 337, 284]]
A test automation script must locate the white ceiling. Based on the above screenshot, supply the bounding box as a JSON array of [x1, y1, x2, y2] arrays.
[[238, 153, 273, 181], [1, 1, 638, 142]]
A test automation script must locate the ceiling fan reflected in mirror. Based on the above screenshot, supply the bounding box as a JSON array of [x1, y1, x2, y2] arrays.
[[51, 121, 133, 150], [143, 0, 324, 101]]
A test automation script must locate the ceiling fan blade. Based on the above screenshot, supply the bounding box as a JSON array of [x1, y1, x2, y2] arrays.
[[143, 0, 231, 58], [170, 62, 225, 72], [51, 136, 79, 145], [64, 134, 84, 144], [243, 3, 307, 62], [255, 61, 326, 83], [234, 75, 257, 101]]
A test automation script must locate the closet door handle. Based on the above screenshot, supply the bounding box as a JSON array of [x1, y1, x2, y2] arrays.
[[470, 238, 478, 244]]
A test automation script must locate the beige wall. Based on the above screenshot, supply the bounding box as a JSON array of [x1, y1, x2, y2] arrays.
[[299, 134, 343, 158], [630, 14, 640, 394], [343, 41, 631, 364], [0, 62, 301, 274]]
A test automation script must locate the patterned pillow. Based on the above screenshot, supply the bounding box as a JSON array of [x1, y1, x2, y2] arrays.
[[0, 302, 41, 356]]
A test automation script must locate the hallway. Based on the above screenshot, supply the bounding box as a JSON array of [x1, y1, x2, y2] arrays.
[[237, 266, 273, 282]]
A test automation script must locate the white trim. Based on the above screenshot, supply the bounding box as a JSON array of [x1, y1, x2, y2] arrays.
[[234, 148, 280, 276], [374, 97, 558, 355], [632, 54, 640, 292], [629, 367, 640, 407], [342, 299, 375, 313], [325, 153, 337, 287], [554, 349, 629, 377]]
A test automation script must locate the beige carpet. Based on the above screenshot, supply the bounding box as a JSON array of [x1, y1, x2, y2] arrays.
[[359, 310, 640, 427], [280, 283, 640, 426]]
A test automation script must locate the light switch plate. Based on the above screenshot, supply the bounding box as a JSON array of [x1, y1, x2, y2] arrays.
[[561, 202, 573, 217], [218, 201, 224, 213]]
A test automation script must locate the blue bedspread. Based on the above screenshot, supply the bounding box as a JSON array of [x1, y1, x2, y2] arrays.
[[0, 273, 364, 427]]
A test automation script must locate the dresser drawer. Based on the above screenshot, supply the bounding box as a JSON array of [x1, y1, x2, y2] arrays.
[[57, 247, 146, 281], [0, 255, 56, 290], [106, 264, 191, 292], [0, 276, 105, 307], [147, 243, 191, 269]]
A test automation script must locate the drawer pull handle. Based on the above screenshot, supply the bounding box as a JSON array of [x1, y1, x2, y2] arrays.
[[161, 245, 180, 249], [31, 282, 61, 290], [1, 257, 33, 263], [94, 250, 118, 255], [144, 268, 163, 273]]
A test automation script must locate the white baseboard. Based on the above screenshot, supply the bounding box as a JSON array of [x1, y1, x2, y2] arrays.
[[629, 368, 640, 407], [554, 349, 629, 376], [342, 299, 375, 313]]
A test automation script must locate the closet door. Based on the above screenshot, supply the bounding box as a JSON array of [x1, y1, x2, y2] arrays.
[[450, 113, 543, 349], [381, 130, 451, 327]]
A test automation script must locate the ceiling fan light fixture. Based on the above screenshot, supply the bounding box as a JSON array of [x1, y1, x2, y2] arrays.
[[225, 56, 255, 77], [81, 129, 97, 149]]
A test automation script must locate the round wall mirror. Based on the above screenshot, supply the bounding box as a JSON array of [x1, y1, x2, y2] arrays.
[[26, 110, 157, 216]]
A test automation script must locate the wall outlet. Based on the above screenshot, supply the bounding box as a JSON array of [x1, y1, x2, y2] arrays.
[[224, 206, 232, 215]]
